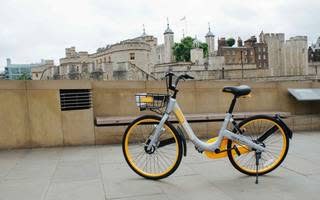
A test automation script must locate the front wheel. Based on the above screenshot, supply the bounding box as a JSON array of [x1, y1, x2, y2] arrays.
[[122, 115, 183, 179], [227, 115, 290, 176]]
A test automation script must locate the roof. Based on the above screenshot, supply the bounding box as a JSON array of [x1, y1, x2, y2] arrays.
[[164, 24, 173, 35], [288, 88, 320, 101], [206, 30, 214, 37]]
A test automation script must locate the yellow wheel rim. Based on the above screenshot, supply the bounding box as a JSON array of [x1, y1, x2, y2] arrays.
[[230, 118, 287, 174], [124, 119, 179, 177]]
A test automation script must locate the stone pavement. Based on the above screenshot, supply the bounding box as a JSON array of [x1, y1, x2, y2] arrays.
[[0, 132, 320, 200]]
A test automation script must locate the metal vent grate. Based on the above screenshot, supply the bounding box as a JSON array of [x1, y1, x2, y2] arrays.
[[60, 89, 92, 111]]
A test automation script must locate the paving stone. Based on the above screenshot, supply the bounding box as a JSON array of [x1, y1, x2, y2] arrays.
[[0, 131, 319, 200], [5, 161, 57, 180], [53, 160, 100, 182], [0, 179, 49, 200], [45, 179, 105, 200]]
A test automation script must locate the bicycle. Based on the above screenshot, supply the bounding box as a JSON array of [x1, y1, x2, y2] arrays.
[[122, 72, 292, 184]]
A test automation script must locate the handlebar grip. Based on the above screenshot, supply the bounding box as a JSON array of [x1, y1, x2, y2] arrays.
[[183, 74, 194, 80], [165, 72, 175, 78]]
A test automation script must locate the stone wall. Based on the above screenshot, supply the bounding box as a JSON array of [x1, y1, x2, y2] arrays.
[[0, 80, 319, 149]]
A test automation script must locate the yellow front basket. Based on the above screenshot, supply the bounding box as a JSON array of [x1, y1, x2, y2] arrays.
[[204, 137, 251, 159]]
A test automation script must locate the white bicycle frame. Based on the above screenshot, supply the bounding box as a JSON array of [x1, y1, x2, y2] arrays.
[[148, 97, 265, 152]]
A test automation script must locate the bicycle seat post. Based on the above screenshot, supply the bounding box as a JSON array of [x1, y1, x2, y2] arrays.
[[228, 96, 237, 114]]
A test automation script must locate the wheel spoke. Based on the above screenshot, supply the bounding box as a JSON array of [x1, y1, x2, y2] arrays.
[[230, 117, 288, 175], [123, 117, 181, 178]]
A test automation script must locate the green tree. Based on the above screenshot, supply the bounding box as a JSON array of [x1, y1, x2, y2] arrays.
[[173, 36, 208, 62], [226, 38, 235, 47], [18, 73, 30, 80]]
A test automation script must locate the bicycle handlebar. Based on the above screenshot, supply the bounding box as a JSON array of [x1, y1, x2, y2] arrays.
[[164, 72, 194, 97]]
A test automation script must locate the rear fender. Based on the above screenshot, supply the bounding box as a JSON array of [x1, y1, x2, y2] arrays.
[[274, 114, 293, 139]]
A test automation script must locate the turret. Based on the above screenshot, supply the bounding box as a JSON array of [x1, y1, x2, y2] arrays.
[[164, 19, 174, 63], [205, 23, 215, 57], [237, 37, 243, 47], [259, 31, 265, 43], [191, 36, 204, 65], [6, 58, 11, 66]]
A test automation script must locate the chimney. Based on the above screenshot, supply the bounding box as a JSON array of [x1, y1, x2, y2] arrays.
[[6, 58, 11, 66]]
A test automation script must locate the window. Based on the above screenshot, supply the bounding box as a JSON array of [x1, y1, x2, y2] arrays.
[[250, 50, 253, 55], [258, 48, 261, 52], [130, 53, 135, 60], [36, 73, 38, 78], [104, 57, 106, 63], [108, 56, 111, 63], [244, 51, 247, 55], [258, 55, 261, 60], [263, 55, 266, 60], [263, 48, 266, 52]]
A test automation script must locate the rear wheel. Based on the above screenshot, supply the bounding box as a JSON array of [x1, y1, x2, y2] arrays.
[[227, 115, 289, 176], [122, 115, 183, 179]]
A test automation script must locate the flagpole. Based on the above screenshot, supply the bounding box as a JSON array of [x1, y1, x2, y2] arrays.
[[180, 16, 187, 37]]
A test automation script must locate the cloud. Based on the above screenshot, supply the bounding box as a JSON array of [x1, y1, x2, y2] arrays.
[[0, 0, 319, 69]]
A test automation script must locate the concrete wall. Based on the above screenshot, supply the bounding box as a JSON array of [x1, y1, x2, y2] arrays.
[[92, 80, 320, 116], [0, 80, 94, 149], [0, 80, 319, 149]]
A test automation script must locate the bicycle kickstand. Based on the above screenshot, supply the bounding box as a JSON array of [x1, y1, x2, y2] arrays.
[[255, 151, 261, 184]]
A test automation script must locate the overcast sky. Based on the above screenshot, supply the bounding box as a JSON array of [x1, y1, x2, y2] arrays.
[[0, 0, 319, 69]]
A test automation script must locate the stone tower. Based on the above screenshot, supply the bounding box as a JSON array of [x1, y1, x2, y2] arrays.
[[264, 33, 285, 76], [205, 24, 215, 57], [164, 20, 174, 63], [191, 36, 204, 65], [237, 37, 243, 47], [284, 36, 308, 75], [259, 31, 265, 43]]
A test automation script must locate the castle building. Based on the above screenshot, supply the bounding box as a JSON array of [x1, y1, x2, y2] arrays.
[[264, 33, 308, 76], [254, 31, 269, 68], [51, 21, 310, 81], [59, 31, 159, 80], [217, 34, 268, 68], [217, 37, 256, 65], [31, 60, 56, 80]]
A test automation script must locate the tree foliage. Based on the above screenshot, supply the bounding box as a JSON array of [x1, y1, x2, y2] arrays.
[[18, 73, 31, 80], [226, 38, 235, 47], [173, 36, 208, 62]]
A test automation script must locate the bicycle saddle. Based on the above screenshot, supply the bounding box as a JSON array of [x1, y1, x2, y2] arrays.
[[222, 85, 251, 97]]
